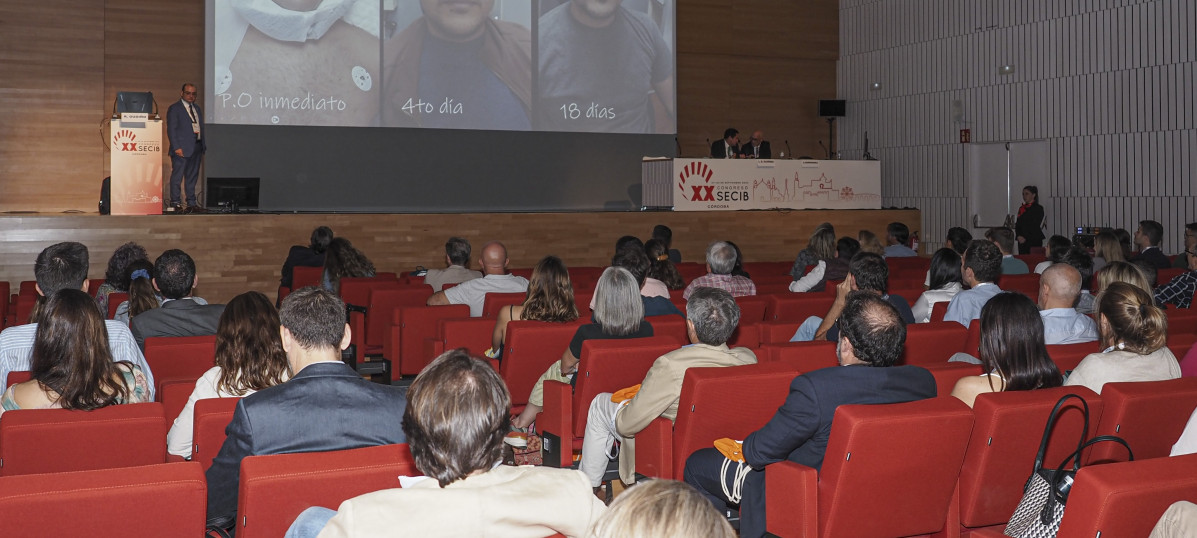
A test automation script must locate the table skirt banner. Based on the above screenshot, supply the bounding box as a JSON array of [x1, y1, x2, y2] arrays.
[[668, 159, 881, 211]]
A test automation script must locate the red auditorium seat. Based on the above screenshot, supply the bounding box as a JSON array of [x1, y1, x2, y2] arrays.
[[0, 462, 207, 536], [1053, 453, 1197, 537], [540, 336, 683, 467], [425, 316, 495, 359], [159, 378, 197, 432], [14, 294, 35, 326], [1085, 377, 1197, 464], [765, 294, 833, 323], [365, 285, 434, 355], [757, 321, 802, 345], [0, 402, 167, 476], [86, 278, 104, 297], [1013, 253, 1047, 269], [482, 291, 527, 318], [1169, 332, 1197, 362], [1168, 308, 1197, 336], [0, 281, 8, 327], [291, 266, 324, 290], [572, 289, 593, 315], [675, 262, 707, 284], [568, 266, 604, 291], [106, 291, 128, 319], [886, 256, 931, 273], [726, 322, 760, 350], [765, 341, 838, 372], [236, 444, 419, 538], [1046, 341, 1102, 372], [646, 314, 687, 342], [735, 295, 769, 324], [765, 398, 974, 537], [510, 267, 533, 280], [922, 362, 984, 397], [393, 305, 471, 379], [930, 301, 949, 322], [1158, 267, 1186, 288], [499, 320, 585, 410], [889, 286, 926, 307], [340, 277, 403, 364], [5, 370, 30, 390], [900, 321, 969, 365], [636, 362, 797, 480], [997, 273, 1041, 302], [191, 397, 241, 471], [946, 386, 1104, 536], [741, 261, 791, 277], [17, 280, 36, 296], [143, 335, 216, 399]]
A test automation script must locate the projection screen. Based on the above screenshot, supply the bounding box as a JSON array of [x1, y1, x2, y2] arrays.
[[205, 0, 676, 212]]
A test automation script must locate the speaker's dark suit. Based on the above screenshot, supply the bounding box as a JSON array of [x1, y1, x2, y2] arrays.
[[166, 99, 206, 206], [739, 141, 771, 159], [710, 139, 739, 158], [684, 364, 936, 538], [205, 361, 408, 524], [129, 298, 225, 350]]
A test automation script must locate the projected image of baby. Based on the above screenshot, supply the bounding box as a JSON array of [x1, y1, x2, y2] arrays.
[[211, 0, 383, 127], [381, 0, 533, 130], [537, 0, 675, 134]]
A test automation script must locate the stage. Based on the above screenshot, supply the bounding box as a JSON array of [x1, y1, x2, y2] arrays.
[[0, 209, 919, 304]]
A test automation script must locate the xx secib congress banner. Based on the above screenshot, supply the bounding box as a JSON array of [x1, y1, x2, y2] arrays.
[[671, 159, 881, 211], [109, 115, 164, 215]]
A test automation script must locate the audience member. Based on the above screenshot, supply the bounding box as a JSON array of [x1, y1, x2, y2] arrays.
[[945, 227, 973, 255], [645, 239, 684, 290], [913, 248, 963, 323], [682, 241, 756, 300], [1014, 185, 1046, 254], [129, 249, 225, 350], [790, 252, 915, 341], [605, 247, 681, 316], [987, 227, 1028, 274], [490, 255, 579, 356], [1114, 228, 1134, 259], [857, 229, 885, 256], [1, 289, 150, 417], [589, 479, 735, 538], [1133, 259, 1159, 288], [1064, 282, 1179, 394], [167, 291, 290, 458], [615, 235, 644, 254], [788, 226, 841, 292], [684, 292, 936, 538], [883, 222, 918, 257], [1034, 235, 1072, 273], [427, 241, 529, 317], [950, 292, 1063, 407], [512, 267, 652, 431], [112, 259, 159, 325], [423, 236, 483, 292], [1037, 264, 1098, 344], [1064, 246, 1098, 313], [285, 350, 605, 538], [1172, 222, 1197, 269], [1149, 500, 1197, 537], [321, 237, 376, 293], [1171, 405, 1197, 456], [205, 287, 407, 529], [94, 242, 148, 316], [1131, 219, 1171, 269], [1092, 230, 1125, 273], [1097, 261, 1153, 298], [0, 242, 153, 397], [789, 222, 834, 280], [727, 241, 751, 279], [280, 226, 333, 289], [944, 240, 1003, 328], [1155, 247, 1197, 309], [651, 224, 681, 264], [578, 288, 756, 488]]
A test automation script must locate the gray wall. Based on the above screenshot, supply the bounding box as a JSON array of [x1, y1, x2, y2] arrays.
[[205, 126, 675, 212]]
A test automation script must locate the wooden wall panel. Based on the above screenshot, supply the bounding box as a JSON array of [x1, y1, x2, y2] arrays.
[[0, 209, 918, 304], [0, 0, 105, 212]]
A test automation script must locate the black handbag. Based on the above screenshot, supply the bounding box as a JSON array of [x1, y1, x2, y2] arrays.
[[1004, 394, 1133, 538]]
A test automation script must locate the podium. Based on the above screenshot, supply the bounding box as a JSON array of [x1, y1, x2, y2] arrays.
[[109, 114, 164, 215]]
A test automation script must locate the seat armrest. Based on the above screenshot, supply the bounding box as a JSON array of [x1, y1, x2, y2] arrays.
[[539, 379, 574, 468], [634, 417, 674, 479], [765, 460, 818, 538]]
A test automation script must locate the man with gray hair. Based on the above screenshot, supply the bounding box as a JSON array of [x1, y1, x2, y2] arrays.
[[422, 237, 482, 292], [1038, 263, 1098, 344], [682, 241, 757, 300], [577, 287, 757, 490]]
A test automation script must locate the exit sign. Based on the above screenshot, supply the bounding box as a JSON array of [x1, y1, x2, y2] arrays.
[[960, 129, 971, 143]]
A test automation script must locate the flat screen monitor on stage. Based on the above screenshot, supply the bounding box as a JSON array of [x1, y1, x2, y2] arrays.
[[205, 1, 676, 213], [206, 177, 260, 210]]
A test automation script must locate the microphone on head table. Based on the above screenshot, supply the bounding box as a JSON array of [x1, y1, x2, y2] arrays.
[[675, 136, 682, 157], [784, 140, 792, 159], [818, 140, 829, 160]]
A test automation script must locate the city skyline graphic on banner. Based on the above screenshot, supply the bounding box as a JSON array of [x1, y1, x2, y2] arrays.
[[752, 172, 881, 203]]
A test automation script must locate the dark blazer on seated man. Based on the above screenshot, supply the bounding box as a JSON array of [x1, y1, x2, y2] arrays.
[[740, 140, 771, 159], [710, 138, 739, 159], [130, 297, 224, 349], [205, 361, 408, 525]]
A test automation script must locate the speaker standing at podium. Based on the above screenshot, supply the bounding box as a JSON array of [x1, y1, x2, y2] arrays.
[[167, 83, 206, 213]]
